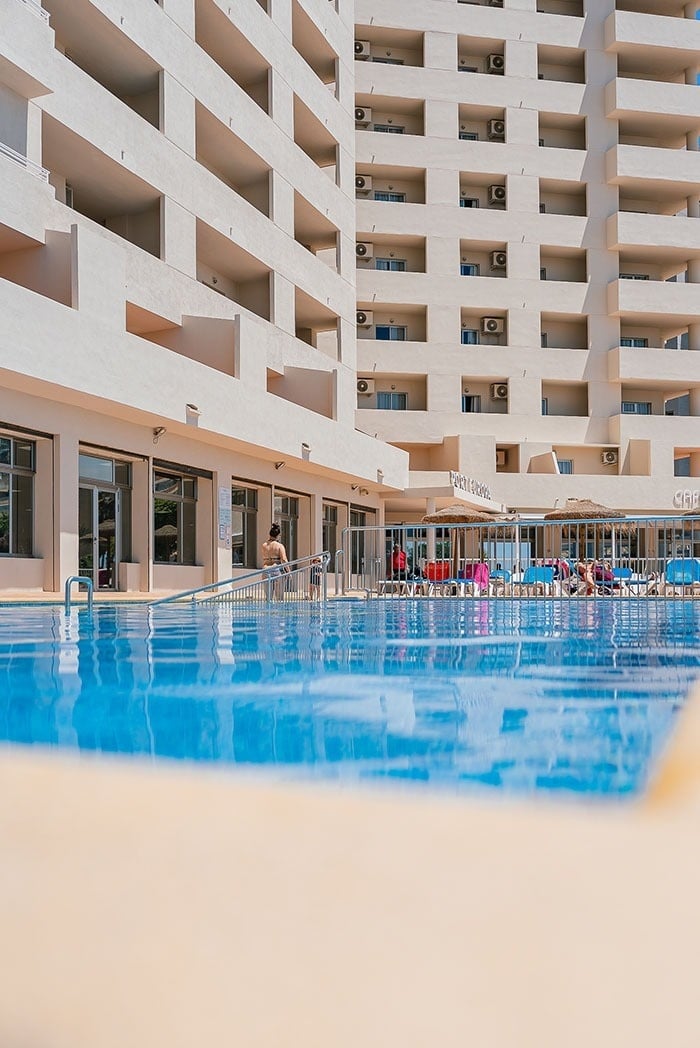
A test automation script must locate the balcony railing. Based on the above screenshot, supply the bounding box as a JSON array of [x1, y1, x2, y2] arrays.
[[15, 0, 49, 21], [0, 141, 50, 182]]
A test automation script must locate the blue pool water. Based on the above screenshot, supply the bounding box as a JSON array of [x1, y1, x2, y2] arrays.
[[1, 599, 698, 799]]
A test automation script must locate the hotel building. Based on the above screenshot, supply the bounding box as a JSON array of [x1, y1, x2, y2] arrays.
[[353, 0, 700, 525], [1, 0, 699, 594], [0, 0, 408, 594]]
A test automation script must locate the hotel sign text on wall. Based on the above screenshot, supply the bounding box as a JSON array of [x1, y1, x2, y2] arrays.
[[449, 470, 491, 501], [673, 489, 700, 510]]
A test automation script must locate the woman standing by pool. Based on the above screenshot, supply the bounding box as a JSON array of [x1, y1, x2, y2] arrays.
[[262, 523, 289, 599]]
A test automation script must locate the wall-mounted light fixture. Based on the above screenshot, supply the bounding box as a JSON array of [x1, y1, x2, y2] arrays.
[[377, 468, 384, 480], [185, 403, 201, 427], [359, 488, 369, 496], [274, 461, 286, 470], [186, 403, 200, 414], [152, 426, 166, 445], [351, 484, 359, 491]]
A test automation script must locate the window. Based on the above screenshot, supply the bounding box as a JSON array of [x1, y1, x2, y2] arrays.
[[375, 325, 407, 340], [620, 273, 649, 280], [153, 470, 196, 564], [621, 401, 652, 415], [322, 503, 338, 564], [232, 486, 257, 568], [376, 258, 407, 271], [377, 391, 407, 410], [541, 397, 549, 415], [0, 435, 34, 556], [540, 332, 548, 348], [458, 65, 478, 72], [620, 337, 648, 348], [459, 198, 479, 208], [462, 394, 481, 413], [459, 131, 478, 141], [557, 458, 573, 475], [373, 123, 405, 133], [461, 329, 479, 345], [275, 494, 299, 561], [540, 268, 547, 280], [460, 262, 480, 276], [675, 456, 691, 477], [374, 191, 406, 202], [371, 57, 404, 65], [539, 202, 546, 213]]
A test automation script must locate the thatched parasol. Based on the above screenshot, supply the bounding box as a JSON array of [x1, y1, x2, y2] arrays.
[[543, 498, 626, 521], [422, 505, 504, 525]]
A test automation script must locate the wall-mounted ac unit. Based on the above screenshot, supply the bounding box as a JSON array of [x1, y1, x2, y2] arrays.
[[495, 449, 507, 466], [356, 242, 373, 259], [486, 53, 505, 74], [481, 316, 504, 335], [490, 383, 509, 400], [487, 119, 505, 140], [355, 106, 372, 126], [354, 40, 371, 59], [357, 378, 375, 394], [488, 184, 506, 206], [356, 309, 374, 327], [355, 174, 373, 194], [490, 250, 507, 270], [601, 450, 618, 465]]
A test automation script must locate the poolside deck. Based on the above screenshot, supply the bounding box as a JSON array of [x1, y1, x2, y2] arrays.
[[1, 687, 700, 1048]]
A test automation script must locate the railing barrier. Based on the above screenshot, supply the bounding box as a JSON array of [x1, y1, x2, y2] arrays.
[[64, 575, 94, 614]]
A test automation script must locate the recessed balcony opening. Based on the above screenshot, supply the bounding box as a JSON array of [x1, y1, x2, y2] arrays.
[[537, 44, 585, 83], [127, 305, 239, 378], [460, 310, 507, 346], [618, 185, 689, 217], [354, 26, 424, 67], [460, 380, 508, 415], [539, 246, 587, 282], [195, 104, 271, 217], [0, 226, 72, 306], [292, 0, 337, 88], [618, 251, 685, 283], [294, 287, 339, 360], [540, 314, 588, 350], [617, 115, 688, 149], [195, 0, 270, 113], [357, 378, 427, 412], [196, 219, 271, 320], [356, 304, 427, 343], [44, 0, 162, 128], [457, 35, 505, 75], [539, 178, 586, 216], [459, 174, 507, 209], [354, 95, 424, 136], [457, 105, 506, 143], [357, 165, 426, 204], [458, 240, 508, 278], [541, 381, 588, 417], [616, 50, 692, 85], [294, 96, 338, 180], [614, 0, 688, 15], [538, 113, 586, 150], [496, 445, 519, 472], [294, 194, 339, 273], [536, 0, 583, 15], [354, 234, 426, 273], [43, 114, 162, 257]]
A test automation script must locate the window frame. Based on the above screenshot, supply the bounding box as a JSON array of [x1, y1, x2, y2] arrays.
[[373, 190, 406, 203], [376, 391, 408, 410], [153, 469, 197, 565], [375, 257, 407, 272], [0, 435, 35, 558], [231, 485, 258, 569], [375, 324, 407, 341], [461, 328, 479, 345]]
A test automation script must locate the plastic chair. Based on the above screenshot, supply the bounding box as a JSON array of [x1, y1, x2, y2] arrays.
[[662, 559, 700, 596], [512, 566, 555, 596]]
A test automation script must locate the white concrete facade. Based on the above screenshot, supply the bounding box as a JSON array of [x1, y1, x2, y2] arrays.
[[0, 0, 408, 593], [352, 0, 700, 522]]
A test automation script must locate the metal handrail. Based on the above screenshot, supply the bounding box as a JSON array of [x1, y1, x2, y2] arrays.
[[64, 575, 94, 613], [150, 552, 330, 606], [0, 141, 50, 181]]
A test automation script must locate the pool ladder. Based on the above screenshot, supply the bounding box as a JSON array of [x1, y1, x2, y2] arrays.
[[64, 575, 94, 614]]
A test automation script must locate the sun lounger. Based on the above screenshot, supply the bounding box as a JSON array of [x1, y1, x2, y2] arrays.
[[512, 565, 555, 596], [662, 559, 700, 597]]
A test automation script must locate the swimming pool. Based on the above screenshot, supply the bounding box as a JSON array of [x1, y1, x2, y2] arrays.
[[1, 599, 698, 798]]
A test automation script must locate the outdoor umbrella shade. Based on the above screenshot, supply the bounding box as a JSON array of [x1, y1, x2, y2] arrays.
[[421, 506, 515, 578], [543, 498, 626, 521], [544, 499, 629, 564]]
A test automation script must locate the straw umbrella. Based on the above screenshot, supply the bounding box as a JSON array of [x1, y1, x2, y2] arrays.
[[421, 505, 514, 577], [544, 498, 627, 564]]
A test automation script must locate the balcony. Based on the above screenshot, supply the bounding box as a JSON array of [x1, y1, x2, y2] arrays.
[[605, 78, 700, 140], [607, 212, 700, 258], [604, 10, 700, 61], [608, 345, 700, 385], [608, 276, 700, 323], [606, 144, 700, 194]]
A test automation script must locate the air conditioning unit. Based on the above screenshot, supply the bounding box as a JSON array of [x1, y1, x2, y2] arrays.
[[487, 119, 505, 140], [490, 383, 509, 400], [488, 184, 507, 205], [490, 250, 507, 270], [356, 242, 373, 259], [486, 53, 505, 74], [357, 378, 375, 395], [356, 309, 374, 327], [481, 316, 504, 335], [355, 174, 373, 194], [601, 450, 619, 466], [354, 40, 371, 60], [355, 106, 372, 126], [495, 449, 507, 467]]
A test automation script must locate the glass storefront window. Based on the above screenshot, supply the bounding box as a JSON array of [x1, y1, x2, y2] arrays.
[[154, 470, 197, 564], [232, 486, 258, 568], [0, 436, 35, 556]]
